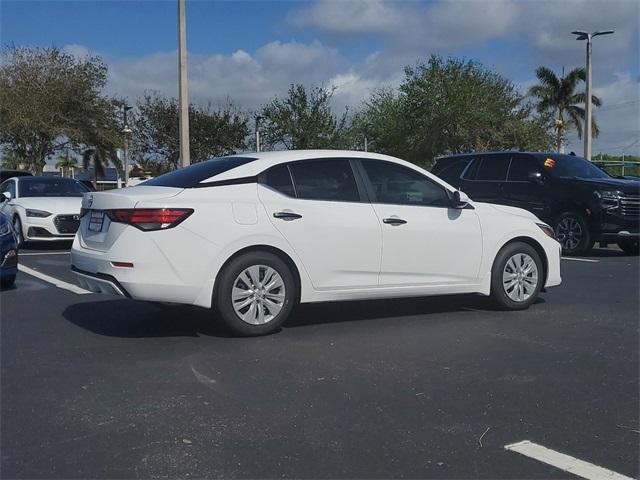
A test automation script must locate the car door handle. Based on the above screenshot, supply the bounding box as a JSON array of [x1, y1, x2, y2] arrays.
[[273, 211, 302, 221], [383, 217, 407, 226]]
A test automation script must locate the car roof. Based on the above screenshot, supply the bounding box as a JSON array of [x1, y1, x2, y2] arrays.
[[435, 151, 575, 161]]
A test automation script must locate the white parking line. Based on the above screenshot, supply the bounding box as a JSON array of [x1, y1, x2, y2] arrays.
[[19, 251, 70, 256], [505, 440, 633, 480], [17, 264, 91, 295], [562, 257, 600, 263]]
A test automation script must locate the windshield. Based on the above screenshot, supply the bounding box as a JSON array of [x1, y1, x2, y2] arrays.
[[537, 154, 610, 179], [19, 177, 90, 197]]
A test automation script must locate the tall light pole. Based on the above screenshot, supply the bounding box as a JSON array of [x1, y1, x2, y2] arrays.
[[178, 0, 190, 167], [255, 115, 263, 152], [571, 29, 614, 160], [122, 105, 133, 187]]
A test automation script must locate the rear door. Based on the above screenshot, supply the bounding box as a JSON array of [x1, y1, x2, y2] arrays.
[[258, 159, 382, 290], [460, 154, 510, 203]]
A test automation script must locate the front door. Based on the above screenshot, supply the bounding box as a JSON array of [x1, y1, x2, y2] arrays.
[[502, 154, 549, 219], [358, 159, 483, 286]]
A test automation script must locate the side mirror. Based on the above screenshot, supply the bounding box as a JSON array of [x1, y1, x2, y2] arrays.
[[1, 192, 11, 202], [528, 172, 545, 184], [451, 190, 470, 209]]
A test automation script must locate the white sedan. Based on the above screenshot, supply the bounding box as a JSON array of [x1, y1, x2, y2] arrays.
[[71, 150, 561, 336], [0, 176, 90, 246]]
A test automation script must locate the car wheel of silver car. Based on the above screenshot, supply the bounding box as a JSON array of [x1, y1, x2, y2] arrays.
[[490, 241, 543, 310], [215, 251, 296, 336]]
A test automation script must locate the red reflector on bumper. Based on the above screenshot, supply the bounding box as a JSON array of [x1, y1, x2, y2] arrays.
[[111, 261, 134, 268]]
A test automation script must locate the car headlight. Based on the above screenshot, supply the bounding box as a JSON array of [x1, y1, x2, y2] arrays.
[[0, 222, 11, 236], [594, 190, 621, 211], [537, 223, 556, 240], [26, 209, 52, 218]]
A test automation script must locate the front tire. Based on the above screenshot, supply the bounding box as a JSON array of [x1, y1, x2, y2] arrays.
[[490, 242, 543, 310], [12, 216, 24, 248], [617, 238, 639, 255], [214, 251, 296, 336], [554, 211, 593, 255]]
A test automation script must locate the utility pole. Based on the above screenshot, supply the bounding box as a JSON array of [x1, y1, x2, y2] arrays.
[[255, 116, 263, 152], [122, 105, 133, 187], [178, 0, 190, 167], [572, 29, 614, 160]]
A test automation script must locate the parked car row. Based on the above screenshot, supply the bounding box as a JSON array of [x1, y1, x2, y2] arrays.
[[432, 152, 640, 255]]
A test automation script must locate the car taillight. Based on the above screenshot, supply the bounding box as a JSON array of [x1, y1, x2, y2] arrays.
[[106, 208, 193, 231]]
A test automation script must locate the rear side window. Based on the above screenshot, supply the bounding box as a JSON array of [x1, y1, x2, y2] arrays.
[[264, 165, 295, 197], [289, 159, 359, 202], [476, 156, 509, 181], [142, 156, 257, 188]]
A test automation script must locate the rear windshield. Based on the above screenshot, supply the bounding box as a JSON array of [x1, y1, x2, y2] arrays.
[[19, 177, 90, 197], [141, 156, 258, 188]]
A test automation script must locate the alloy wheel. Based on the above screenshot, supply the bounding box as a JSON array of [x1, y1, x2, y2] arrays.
[[231, 265, 286, 325], [502, 253, 539, 302], [556, 216, 582, 251]]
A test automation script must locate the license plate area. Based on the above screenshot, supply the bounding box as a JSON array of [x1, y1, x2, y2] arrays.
[[89, 211, 105, 232]]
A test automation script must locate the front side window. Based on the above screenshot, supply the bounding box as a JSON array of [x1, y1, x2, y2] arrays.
[[508, 155, 540, 182], [476, 156, 510, 181], [18, 178, 89, 197], [289, 159, 360, 202], [0, 180, 16, 199], [361, 160, 449, 207], [264, 164, 295, 197]]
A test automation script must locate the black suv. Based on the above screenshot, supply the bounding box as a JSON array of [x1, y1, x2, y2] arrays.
[[432, 152, 640, 255]]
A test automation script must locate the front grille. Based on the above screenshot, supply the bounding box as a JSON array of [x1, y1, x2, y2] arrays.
[[54, 214, 81, 234], [619, 194, 640, 217]]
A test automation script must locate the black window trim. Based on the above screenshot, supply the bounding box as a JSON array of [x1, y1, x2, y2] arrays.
[[354, 158, 453, 209], [259, 158, 369, 204]]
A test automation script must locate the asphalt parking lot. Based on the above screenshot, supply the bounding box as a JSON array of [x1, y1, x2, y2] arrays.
[[1, 243, 638, 479]]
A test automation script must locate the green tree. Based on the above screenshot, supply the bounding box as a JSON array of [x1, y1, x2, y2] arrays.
[[259, 84, 349, 150], [0, 46, 113, 173], [357, 56, 553, 167], [133, 93, 249, 170], [55, 152, 78, 177], [1, 150, 24, 170], [528, 66, 601, 153]]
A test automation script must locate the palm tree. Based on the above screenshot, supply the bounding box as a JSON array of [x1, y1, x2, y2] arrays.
[[528, 66, 601, 153], [82, 145, 122, 190], [55, 152, 78, 177]]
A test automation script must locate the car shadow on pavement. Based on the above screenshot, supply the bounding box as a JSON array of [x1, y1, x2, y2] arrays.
[[62, 299, 233, 338], [589, 247, 634, 258], [63, 294, 543, 338]]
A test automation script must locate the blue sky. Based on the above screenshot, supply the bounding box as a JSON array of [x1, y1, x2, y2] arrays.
[[2, 0, 639, 155]]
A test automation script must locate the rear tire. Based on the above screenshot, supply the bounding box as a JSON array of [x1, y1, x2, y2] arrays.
[[554, 211, 593, 255], [490, 241, 543, 310], [617, 239, 639, 255], [214, 251, 296, 336]]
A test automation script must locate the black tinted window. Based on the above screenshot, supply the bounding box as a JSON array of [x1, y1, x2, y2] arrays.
[[264, 165, 295, 197], [476, 156, 509, 181], [362, 160, 449, 207], [435, 158, 469, 184], [289, 159, 359, 202], [508, 155, 540, 181], [142, 156, 257, 188]]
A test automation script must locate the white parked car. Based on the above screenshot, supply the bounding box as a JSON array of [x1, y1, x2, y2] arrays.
[[71, 150, 561, 336], [0, 176, 90, 246]]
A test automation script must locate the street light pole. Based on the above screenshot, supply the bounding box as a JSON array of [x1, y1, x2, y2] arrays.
[[255, 116, 263, 153], [178, 0, 190, 167], [122, 105, 133, 187], [571, 29, 614, 160]]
